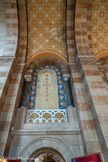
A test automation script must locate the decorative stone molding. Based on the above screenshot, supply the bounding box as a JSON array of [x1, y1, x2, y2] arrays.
[[19, 137, 74, 162], [26, 51, 67, 67], [96, 51, 108, 61], [15, 130, 80, 136]]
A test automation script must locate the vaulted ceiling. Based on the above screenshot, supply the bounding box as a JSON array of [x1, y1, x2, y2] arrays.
[[27, 0, 67, 64], [0, 0, 108, 67], [91, 0, 108, 60]]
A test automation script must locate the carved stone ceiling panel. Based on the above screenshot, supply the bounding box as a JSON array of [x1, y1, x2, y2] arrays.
[[27, 0, 66, 60]]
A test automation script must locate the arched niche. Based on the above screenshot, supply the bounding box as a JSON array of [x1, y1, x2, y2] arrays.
[[19, 137, 74, 162], [27, 65, 67, 124], [24, 57, 68, 74], [28, 147, 65, 162]]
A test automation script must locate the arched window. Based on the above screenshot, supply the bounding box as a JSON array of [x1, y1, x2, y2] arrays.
[[27, 65, 67, 123]]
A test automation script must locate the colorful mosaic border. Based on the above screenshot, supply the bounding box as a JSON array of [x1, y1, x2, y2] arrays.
[[28, 65, 66, 109], [27, 109, 67, 123], [103, 70, 108, 84]]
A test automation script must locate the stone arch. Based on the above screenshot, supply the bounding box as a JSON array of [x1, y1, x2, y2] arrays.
[[28, 147, 65, 162], [19, 137, 74, 162], [26, 50, 67, 67], [24, 57, 68, 74], [95, 50, 108, 61]]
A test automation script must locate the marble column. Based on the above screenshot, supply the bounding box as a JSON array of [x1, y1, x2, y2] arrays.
[[63, 74, 73, 107], [20, 75, 32, 107]]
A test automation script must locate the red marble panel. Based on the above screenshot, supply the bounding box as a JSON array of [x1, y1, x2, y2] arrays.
[[76, 14, 81, 18], [89, 44, 92, 48], [19, 45, 26, 49], [3, 104, 14, 112], [6, 23, 18, 28], [0, 83, 4, 89], [7, 32, 17, 36], [84, 47, 89, 50], [5, 13, 17, 19], [81, 23, 87, 28], [67, 26, 73, 31], [82, 31, 87, 35], [87, 16, 92, 21], [0, 143, 5, 154], [88, 35, 92, 40], [76, 39, 82, 43], [73, 78, 82, 83], [67, 5, 74, 10], [88, 82, 106, 89], [76, 31, 81, 35], [75, 22, 80, 27], [67, 44, 74, 48], [0, 121, 11, 131], [67, 35, 74, 40], [84, 70, 100, 76], [67, 16, 73, 21], [0, 72, 8, 77], [4, 48, 16, 52], [103, 96, 108, 104], [20, 36, 27, 41], [76, 2, 88, 8], [5, 40, 16, 44], [19, 5, 26, 11], [4, 3, 16, 9], [98, 114, 108, 124], [86, 141, 101, 153], [7, 89, 17, 97], [82, 120, 95, 130], [78, 103, 90, 111], [78, 46, 83, 50], [88, 4, 92, 9], [92, 96, 107, 104]]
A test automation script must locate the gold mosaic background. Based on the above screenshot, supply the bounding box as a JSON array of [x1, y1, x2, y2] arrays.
[[35, 69, 59, 110], [27, 0, 66, 60], [92, 0, 108, 55]]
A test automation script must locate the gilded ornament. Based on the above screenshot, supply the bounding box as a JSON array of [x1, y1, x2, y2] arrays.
[[50, 0, 56, 4], [99, 11, 105, 18], [31, 6, 36, 12], [94, 4, 99, 11], [101, 0, 107, 2], [92, 18, 98, 25], [98, 25, 104, 31]]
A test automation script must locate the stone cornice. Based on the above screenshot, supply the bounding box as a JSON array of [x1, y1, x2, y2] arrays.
[[15, 129, 80, 136]]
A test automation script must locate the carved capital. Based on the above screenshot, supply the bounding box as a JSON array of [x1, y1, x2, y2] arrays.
[[63, 74, 70, 81], [24, 74, 32, 82]]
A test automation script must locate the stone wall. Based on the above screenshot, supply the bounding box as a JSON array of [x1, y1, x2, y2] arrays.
[[78, 57, 108, 161], [75, 0, 93, 56], [9, 107, 84, 162], [0, 0, 108, 161], [0, 0, 18, 113], [70, 64, 101, 155]]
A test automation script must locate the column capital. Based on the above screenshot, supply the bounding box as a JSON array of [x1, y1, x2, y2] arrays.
[[24, 74, 32, 82], [63, 74, 70, 81]]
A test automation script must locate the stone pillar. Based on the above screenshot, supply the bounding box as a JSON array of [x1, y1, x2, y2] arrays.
[[78, 57, 108, 162], [63, 74, 73, 107], [20, 75, 32, 107]]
